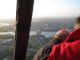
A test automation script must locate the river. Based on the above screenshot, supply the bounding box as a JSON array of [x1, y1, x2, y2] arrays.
[[30, 31, 56, 38], [0, 31, 56, 38]]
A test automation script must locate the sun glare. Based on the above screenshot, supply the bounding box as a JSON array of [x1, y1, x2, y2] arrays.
[[0, 0, 16, 19]]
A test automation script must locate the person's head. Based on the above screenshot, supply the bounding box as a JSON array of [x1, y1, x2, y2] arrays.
[[52, 29, 70, 44], [74, 17, 80, 30]]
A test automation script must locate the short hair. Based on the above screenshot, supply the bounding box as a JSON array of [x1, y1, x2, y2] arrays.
[[52, 29, 70, 43], [75, 17, 80, 24]]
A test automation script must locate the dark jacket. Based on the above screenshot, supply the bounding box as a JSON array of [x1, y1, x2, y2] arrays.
[[33, 38, 64, 60]]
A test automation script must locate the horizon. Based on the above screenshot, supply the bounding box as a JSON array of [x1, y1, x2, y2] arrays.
[[0, 16, 77, 23]]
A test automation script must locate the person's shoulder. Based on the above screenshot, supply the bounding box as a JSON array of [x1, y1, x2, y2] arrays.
[[33, 47, 44, 60], [64, 28, 80, 43], [48, 40, 80, 60], [48, 39, 80, 56], [52, 39, 80, 51], [36, 47, 44, 55]]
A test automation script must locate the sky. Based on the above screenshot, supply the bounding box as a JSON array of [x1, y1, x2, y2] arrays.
[[0, 0, 80, 20], [0, 0, 16, 19], [32, 0, 80, 18]]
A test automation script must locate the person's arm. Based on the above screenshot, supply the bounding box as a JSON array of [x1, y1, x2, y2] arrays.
[[33, 47, 44, 60]]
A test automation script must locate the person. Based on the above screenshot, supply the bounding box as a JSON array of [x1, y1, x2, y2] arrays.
[[33, 29, 70, 60], [48, 17, 80, 60]]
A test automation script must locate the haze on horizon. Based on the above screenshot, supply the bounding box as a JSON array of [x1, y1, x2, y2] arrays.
[[0, 0, 80, 22]]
